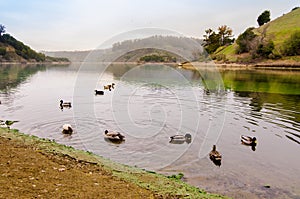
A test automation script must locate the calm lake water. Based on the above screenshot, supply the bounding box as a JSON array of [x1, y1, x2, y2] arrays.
[[0, 63, 299, 199]]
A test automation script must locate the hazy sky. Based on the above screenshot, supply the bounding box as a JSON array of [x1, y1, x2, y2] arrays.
[[0, 0, 298, 51]]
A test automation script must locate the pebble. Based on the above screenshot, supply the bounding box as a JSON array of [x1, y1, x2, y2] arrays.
[[58, 168, 65, 172]]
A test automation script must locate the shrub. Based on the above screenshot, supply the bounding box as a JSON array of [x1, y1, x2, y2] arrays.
[[282, 31, 300, 56], [0, 47, 6, 55], [236, 27, 257, 53], [256, 41, 274, 58], [215, 54, 227, 61]]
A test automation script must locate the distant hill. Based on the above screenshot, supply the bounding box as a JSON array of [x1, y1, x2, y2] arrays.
[[215, 7, 300, 63], [43, 50, 91, 62], [44, 36, 204, 63], [0, 33, 69, 63]]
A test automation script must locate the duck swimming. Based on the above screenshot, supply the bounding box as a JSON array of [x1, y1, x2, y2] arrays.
[[169, 133, 192, 144], [62, 124, 73, 134], [209, 145, 222, 166], [241, 135, 257, 145], [95, 90, 104, 95], [241, 135, 257, 151], [60, 100, 72, 108], [104, 130, 125, 143], [104, 85, 112, 91]]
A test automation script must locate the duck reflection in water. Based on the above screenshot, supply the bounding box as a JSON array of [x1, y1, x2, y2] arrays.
[[169, 133, 192, 144], [209, 145, 222, 167], [241, 135, 257, 151]]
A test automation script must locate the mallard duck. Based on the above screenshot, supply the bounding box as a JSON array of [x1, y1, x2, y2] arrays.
[[95, 90, 104, 95], [60, 100, 72, 108], [1, 120, 18, 130], [104, 130, 125, 142], [62, 124, 73, 134], [209, 145, 222, 166], [104, 85, 112, 91], [169, 133, 192, 144], [241, 135, 257, 145]]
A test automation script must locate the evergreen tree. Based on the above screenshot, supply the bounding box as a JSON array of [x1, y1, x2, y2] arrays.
[[257, 10, 271, 26]]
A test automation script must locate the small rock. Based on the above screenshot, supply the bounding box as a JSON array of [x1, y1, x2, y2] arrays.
[[58, 168, 65, 172]]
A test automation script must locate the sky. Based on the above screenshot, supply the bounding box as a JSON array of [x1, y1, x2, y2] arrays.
[[0, 0, 299, 51]]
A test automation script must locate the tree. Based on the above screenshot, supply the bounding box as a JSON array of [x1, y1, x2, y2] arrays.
[[0, 24, 5, 36], [257, 10, 270, 26], [236, 27, 257, 53], [203, 31, 221, 54], [203, 28, 213, 41], [202, 26, 234, 54], [218, 25, 233, 45]]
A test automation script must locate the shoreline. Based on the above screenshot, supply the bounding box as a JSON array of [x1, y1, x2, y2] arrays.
[[0, 127, 227, 199], [0, 61, 71, 65], [2, 59, 300, 70], [180, 60, 300, 71]]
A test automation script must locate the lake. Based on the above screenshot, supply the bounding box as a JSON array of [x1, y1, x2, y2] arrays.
[[0, 63, 299, 199]]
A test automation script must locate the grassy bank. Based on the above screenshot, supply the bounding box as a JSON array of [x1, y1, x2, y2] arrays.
[[215, 8, 300, 64], [0, 127, 228, 199]]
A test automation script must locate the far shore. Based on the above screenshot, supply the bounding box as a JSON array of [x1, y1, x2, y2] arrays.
[[0, 61, 71, 65], [2, 59, 300, 70]]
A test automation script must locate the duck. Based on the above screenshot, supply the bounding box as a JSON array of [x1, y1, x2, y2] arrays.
[[95, 90, 104, 95], [209, 145, 222, 166], [111, 83, 115, 89], [62, 124, 73, 134], [1, 120, 18, 130], [104, 85, 112, 91], [60, 100, 72, 108], [241, 135, 257, 146], [104, 130, 125, 143], [169, 133, 192, 144]]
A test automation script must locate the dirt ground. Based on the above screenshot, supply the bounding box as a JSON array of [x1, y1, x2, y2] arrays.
[[0, 136, 156, 199], [0, 128, 226, 199]]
